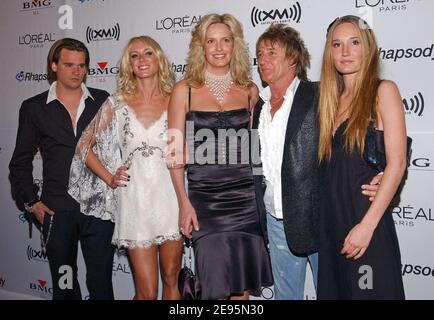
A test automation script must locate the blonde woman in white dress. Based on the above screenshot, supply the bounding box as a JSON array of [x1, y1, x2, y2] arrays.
[[68, 36, 183, 300]]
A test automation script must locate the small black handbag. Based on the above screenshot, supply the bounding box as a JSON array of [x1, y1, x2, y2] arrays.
[[178, 238, 201, 300], [363, 122, 413, 172]]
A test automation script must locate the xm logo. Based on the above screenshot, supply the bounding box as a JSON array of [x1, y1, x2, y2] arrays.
[[86, 23, 120, 43], [403, 92, 424, 116], [27, 245, 49, 262], [251, 2, 301, 27]]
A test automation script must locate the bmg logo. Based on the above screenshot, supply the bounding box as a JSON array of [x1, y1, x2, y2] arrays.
[[29, 279, 53, 295], [251, 2, 301, 27], [87, 61, 119, 77], [21, 0, 53, 11]]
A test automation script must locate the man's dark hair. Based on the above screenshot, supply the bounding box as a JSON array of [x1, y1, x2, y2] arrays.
[[47, 38, 90, 84]]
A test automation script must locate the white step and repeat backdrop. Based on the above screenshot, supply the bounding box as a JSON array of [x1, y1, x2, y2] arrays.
[[0, 0, 433, 300]]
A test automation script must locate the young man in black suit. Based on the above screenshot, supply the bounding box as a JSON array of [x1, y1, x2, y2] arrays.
[[9, 38, 114, 300]]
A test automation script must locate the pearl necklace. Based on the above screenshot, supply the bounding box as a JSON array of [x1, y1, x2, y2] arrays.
[[204, 70, 233, 103]]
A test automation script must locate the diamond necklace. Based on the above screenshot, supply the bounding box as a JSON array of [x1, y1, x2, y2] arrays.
[[204, 70, 233, 103]]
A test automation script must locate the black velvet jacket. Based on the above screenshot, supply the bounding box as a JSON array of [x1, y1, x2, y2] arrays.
[[252, 80, 321, 255], [9, 87, 109, 211]]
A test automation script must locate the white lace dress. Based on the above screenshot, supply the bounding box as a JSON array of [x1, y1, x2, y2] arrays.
[[68, 95, 181, 248]]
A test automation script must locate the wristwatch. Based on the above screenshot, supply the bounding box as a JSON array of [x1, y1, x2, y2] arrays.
[[24, 199, 40, 213]]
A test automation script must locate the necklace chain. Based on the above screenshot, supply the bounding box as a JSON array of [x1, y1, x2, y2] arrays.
[[204, 70, 233, 103]]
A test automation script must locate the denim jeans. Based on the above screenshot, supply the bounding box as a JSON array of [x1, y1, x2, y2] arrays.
[[266, 213, 318, 300]]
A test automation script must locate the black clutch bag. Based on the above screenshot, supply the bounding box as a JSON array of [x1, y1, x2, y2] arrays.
[[363, 122, 413, 172], [178, 238, 201, 300]]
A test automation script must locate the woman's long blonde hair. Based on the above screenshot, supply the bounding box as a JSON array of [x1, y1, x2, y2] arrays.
[[318, 15, 380, 162], [185, 13, 252, 89], [117, 36, 175, 100]]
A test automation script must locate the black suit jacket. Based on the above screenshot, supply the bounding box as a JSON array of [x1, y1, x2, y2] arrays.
[[9, 87, 109, 211], [252, 80, 321, 255]]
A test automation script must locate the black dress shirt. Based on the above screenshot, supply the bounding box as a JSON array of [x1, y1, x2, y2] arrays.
[[9, 87, 109, 211]]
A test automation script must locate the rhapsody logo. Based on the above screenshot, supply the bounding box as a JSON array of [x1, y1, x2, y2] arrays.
[[251, 2, 301, 27], [86, 23, 120, 43], [87, 61, 119, 77], [172, 63, 187, 76], [27, 245, 49, 262], [21, 0, 54, 12], [156, 14, 201, 34], [19, 33, 56, 48], [392, 205, 434, 227], [29, 279, 53, 295], [16, 71, 48, 83], [355, 0, 414, 12], [403, 92, 424, 116], [402, 263, 434, 277], [379, 44, 434, 62]]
